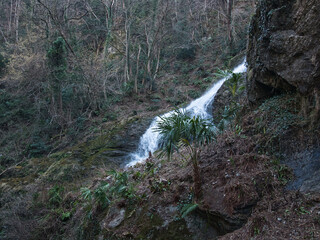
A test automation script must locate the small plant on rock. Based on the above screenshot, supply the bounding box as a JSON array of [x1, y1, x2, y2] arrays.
[[176, 193, 198, 219]]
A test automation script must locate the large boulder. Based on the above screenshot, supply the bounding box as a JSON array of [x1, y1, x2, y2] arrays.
[[247, 0, 320, 103]]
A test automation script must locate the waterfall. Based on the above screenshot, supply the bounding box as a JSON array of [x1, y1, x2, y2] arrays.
[[126, 60, 247, 167]]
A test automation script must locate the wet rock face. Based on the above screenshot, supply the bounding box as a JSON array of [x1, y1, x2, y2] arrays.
[[285, 148, 320, 192], [104, 117, 153, 166], [247, 0, 320, 103]]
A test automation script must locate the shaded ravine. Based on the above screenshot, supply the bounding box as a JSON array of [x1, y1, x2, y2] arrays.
[[126, 61, 247, 167]]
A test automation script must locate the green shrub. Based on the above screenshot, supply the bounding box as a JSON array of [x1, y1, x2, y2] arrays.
[[217, 104, 241, 131], [147, 105, 160, 111], [181, 63, 195, 74], [0, 90, 35, 126], [122, 81, 134, 95], [187, 90, 201, 99], [94, 183, 110, 209], [176, 46, 196, 60], [103, 112, 117, 122], [81, 170, 140, 211], [47, 37, 67, 71], [0, 53, 8, 77], [225, 73, 243, 97], [256, 94, 303, 139], [49, 185, 64, 207], [26, 139, 49, 158], [61, 211, 71, 221]]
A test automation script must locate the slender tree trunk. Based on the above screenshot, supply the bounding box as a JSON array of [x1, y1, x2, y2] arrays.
[[192, 149, 202, 200], [150, 48, 160, 91], [217, 10, 220, 35], [125, 21, 130, 83], [227, 0, 234, 50], [102, 0, 115, 58], [135, 44, 141, 93], [174, 0, 178, 20], [0, 27, 8, 43], [15, 0, 21, 43], [145, 24, 152, 90], [8, 0, 13, 35], [204, 0, 209, 28], [123, 0, 131, 84], [66, 0, 70, 27]]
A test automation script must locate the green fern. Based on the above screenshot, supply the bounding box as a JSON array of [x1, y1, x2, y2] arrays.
[[48, 185, 64, 207], [214, 68, 232, 79], [80, 187, 92, 201], [94, 183, 110, 209], [180, 203, 198, 218], [225, 73, 242, 97]]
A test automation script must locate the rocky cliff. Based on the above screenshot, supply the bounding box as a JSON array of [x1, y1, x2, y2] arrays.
[[247, 0, 320, 103]]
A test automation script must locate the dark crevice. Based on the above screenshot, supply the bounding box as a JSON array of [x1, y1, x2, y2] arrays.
[[196, 205, 254, 237]]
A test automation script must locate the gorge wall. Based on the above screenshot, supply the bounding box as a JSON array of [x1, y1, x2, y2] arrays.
[[247, 0, 320, 104]]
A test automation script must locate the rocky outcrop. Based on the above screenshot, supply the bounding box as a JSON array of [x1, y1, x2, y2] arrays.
[[247, 0, 320, 103], [286, 148, 320, 192]]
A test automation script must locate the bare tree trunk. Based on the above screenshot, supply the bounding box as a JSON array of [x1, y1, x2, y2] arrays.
[[192, 150, 202, 201], [149, 48, 160, 91], [15, 0, 21, 43], [123, 0, 131, 84], [8, 0, 13, 35], [218, 10, 220, 33], [102, 0, 115, 58], [174, 0, 178, 20], [66, 0, 70, 27], [124, 20, 130, 83], [204, 0, 209, 28], [135, 44, 141, 93], [103, 79, 107, 101], [0, 27, 8, 43], [145, 24, 152, 89], [227, 0, 234, 50]]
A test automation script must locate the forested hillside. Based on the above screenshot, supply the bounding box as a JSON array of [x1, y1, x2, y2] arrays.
[[0, 1, 256, 239], [2, 0, 320, 239], [0, 0, 254, 168]]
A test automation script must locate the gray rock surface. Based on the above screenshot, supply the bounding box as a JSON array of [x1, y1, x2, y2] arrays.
[[247, 0, 320, 103], [107, 209, 126, 229], [285, 149, 320, 192]]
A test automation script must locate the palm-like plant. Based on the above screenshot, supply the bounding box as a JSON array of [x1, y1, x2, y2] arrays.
[[215, 69, 243, 97], [226, 73, 243, 97], [155, 110, 217, 199]]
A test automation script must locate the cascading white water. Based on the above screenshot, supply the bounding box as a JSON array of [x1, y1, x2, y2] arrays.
[[126, 60, 247, 167]]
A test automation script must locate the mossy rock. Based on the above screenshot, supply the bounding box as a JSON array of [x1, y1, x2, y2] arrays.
[[1, 116, 153, 188]]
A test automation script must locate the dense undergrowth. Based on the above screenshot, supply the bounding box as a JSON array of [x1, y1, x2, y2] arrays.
[[11, 72, 318, 240]]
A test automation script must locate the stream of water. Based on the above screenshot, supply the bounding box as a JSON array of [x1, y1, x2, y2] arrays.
[[126, 60, 247, 167]]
